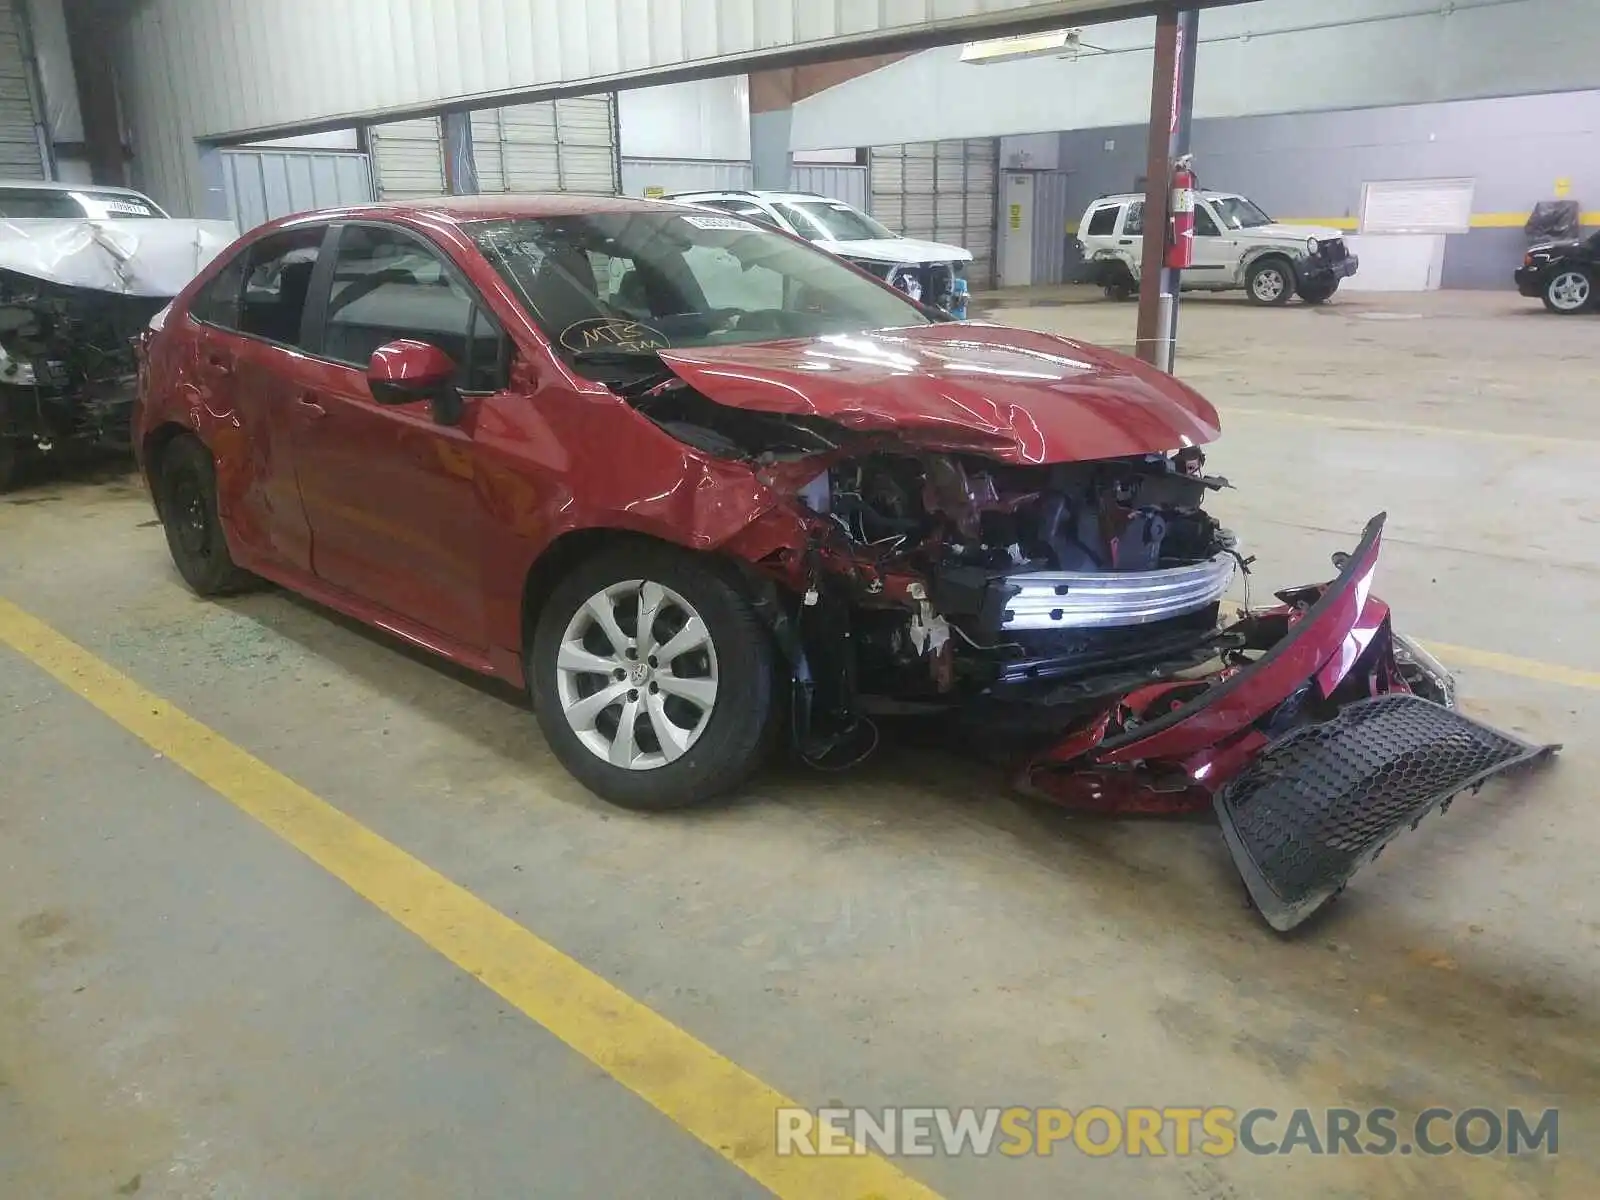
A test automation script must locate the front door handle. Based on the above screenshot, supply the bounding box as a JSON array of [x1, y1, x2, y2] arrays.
[[296, 394, 327, 418], [205, 353, 233, 376]]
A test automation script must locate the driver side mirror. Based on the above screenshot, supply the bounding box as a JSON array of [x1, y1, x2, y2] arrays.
[[368, 339, 464, 426]]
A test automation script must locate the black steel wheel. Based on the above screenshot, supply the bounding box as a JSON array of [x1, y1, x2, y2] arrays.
[[155, 435, 256, 595]]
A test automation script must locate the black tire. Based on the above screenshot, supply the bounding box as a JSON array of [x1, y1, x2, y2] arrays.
[[1246, 257, 1296, 306], [0, 437, 17, 493], [1298, 280, 1338, 305], [529, 545, 777, 811], [154, 435, 256, 596], [1541, 266, 1594, 314]]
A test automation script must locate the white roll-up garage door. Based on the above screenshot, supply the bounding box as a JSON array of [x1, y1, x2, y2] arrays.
[[368, 118, 447, 199], [371, 96, 618, 200], [0, 2, 45, 179], [869, 138, 997, 288]]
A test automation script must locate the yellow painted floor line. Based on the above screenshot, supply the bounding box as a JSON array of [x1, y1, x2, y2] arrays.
[[1426, 640, 1600, 693], [0, 596, 941, 1200], [1221, 406, 1590, 451]]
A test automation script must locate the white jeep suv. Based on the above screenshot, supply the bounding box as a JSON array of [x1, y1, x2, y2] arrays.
[[667, 189, 972, 312], [1077, 190, 1359, 305]]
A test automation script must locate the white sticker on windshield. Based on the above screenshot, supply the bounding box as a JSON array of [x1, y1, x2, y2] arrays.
[[680, 214, 755, 230], [100, 199, 155, 215]]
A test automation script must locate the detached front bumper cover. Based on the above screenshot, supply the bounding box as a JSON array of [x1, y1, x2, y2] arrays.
[[1022, 512, 1559, 931], [1216, 693, 1556, 931]]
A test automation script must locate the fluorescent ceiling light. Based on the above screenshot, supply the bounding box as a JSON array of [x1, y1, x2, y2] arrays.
[[960, 29, 1078, 64]]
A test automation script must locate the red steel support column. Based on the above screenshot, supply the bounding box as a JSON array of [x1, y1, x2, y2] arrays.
[[1134, 7, 1199, 372]]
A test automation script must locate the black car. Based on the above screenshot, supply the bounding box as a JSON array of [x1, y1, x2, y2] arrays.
[[1514, 230, 1599, 314]]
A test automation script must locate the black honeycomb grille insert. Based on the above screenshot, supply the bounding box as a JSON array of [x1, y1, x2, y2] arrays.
[[1215, 693, 1554, 931]]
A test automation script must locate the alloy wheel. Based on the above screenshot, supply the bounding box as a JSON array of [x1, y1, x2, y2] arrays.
[[554, 579, 719, 770], [1252, 267, 1286, 303], [1548, 271, 1591, 312]]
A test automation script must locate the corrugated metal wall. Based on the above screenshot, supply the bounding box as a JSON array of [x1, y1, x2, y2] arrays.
[[792, 164, 868, 211], [104, 0, 1101, 215], [220, 149, 375, 230], [1027, 169, 1072, 286], [870, 140, 997, 286], [0, 1, 44, 178], [372, 97, 619, 200], [621, 158, 752, 197]]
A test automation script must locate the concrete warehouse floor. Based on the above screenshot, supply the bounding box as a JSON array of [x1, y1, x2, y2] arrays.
[[2, 289, 1597, 1199]]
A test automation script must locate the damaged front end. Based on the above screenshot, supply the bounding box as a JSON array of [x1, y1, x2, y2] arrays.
[[601, 341, 1556, 932], [0, 269, 168, 463], [0, 216, 234, 488]]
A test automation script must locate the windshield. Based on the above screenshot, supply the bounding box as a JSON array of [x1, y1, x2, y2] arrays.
[[75, 191, 166, 219], [1208, 196, 1273, 230], [773, 200, 894, 243], [467, 211, 929, 360]]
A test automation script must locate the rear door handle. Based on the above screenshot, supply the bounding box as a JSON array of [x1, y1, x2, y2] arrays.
[[1118, 238, 1134, 245], [205, 353, 233, 376], [296, 393, 327, 418]]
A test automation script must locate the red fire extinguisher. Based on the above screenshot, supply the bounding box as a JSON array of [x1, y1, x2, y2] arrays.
[[1165, 158, 1196, 270]]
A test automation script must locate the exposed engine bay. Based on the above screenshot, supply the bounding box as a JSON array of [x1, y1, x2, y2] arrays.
[[0, 270, 167, 454], [0, 216, 234, 489], [599, 360, 1558, 931], [628, 371, 1240, 713]]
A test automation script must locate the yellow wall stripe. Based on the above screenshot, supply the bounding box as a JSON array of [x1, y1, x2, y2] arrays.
[[0, 596, 943, 1200]]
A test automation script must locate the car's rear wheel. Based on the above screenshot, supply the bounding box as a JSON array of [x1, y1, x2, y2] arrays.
[[529, 546, 776, 810], [1542, 267, 1593, 314], [1246, 257, 1295, 305], [154, 435, 257, 596], [1298, 280, 1338, 305]]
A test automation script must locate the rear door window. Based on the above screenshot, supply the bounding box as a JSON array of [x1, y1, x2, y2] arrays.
[[236, 228, 328, 348], [321, 224, 504, 392], [1194, 204, 1222, 237], [1084, 204, 1120, 237], [1122, 202, 1144, 236]]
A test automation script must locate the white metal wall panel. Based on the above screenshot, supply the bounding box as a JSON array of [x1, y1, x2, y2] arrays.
[[621, 157, 752, 198], [870, 138, 997, 285], [221, 149, 375, 230], [790, 164, 868, 210], [0, 2, 44, 179], [103, 0, 1140, 214], [370, 118, 445, 199]]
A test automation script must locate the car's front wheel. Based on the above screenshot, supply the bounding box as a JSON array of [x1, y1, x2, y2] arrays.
[[1246, 258, 1295, 305], [530, 546, 777, 810], [1542, 267, 1593, 314]]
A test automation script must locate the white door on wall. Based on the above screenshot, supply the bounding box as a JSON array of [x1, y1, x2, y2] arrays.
[[1343, 178, 1472, 292], [999, 173, 1034, 287]]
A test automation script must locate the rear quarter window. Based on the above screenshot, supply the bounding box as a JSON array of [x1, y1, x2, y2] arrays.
[[1085, 205, 1120, 237]]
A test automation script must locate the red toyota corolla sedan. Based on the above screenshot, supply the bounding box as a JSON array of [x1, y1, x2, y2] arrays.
[[134, 195, 1547, 931]]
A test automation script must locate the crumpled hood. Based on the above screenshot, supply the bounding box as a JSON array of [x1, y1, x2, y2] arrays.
[[656, 322, 1220, 465], [1246, 222, 1346, 244], [0, 217, 239, 296], [818, 237, 973, 266]]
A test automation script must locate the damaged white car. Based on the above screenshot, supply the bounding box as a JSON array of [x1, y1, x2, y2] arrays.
[[0, 181, 235, 490]]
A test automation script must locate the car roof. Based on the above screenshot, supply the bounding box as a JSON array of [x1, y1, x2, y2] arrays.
[[1089, 190, 1242, 204], [667, 190, 835, 204], [270, 192, 706, 228], [0, 179, 156, 197]]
